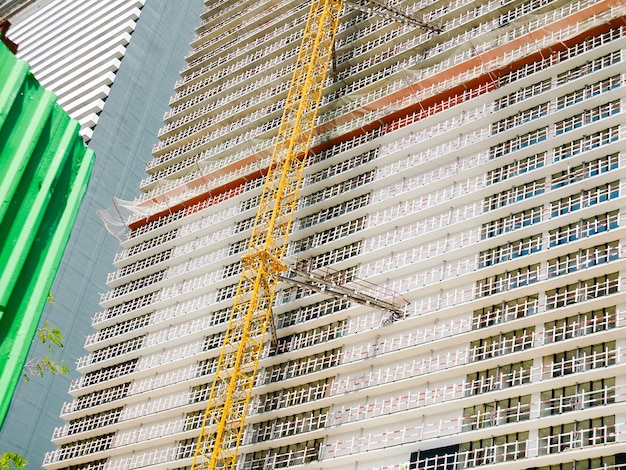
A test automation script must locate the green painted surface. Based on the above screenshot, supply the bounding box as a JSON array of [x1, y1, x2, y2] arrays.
[[0, 41, 95, 429]]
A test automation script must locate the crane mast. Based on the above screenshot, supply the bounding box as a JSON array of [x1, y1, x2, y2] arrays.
[[191, 0, 343, 469], [191, 0, 440, 467]]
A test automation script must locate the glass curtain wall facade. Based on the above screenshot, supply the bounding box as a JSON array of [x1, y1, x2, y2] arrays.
[[44, 0, 626, 469]]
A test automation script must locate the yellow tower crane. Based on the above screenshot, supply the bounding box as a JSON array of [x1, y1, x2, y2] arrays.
[[191, 1, 440, 469], [191, 1, 342, 468]]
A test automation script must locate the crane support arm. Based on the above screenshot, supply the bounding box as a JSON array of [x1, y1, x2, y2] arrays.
[[345, 0, 442, 32], [280, 268, 406, 316]]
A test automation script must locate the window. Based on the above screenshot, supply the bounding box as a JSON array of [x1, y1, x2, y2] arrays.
[[541, 377, 615, 416], [183, 410, 203, 432], [176, 438, 197, 460], [539, 416, 615, 455], [234, 216, 255, 232], [554, 100, 621, 135], [251, 408, 329, 443], [553, 126, 619, 161], [276, 321, 346, 354], [467, 360, 532, 395], [289, 217, 365, 255], [531, 456, 620, 470], [545, 273, 619, 309], [484, 179, 545, 212], [492, 102, 549, 133], [546, 241, 619, 278], [66, 460, 107, 470], [549, 181, 619, 217], [555, 75, 621, 109], [548, 210, 619, 246], [494, 79, 551, 111], [215, 283, 238, 302], [544, 307, 616, 344], [256, 380, 331, 414], [476, 264, 540, 297], [460, 431, 528, 465], [92, 313, 152, 344], [229, 238, 248, 255], [489, 127, 548, 158], [243, 439, 323, 469], [58, 434, 115, 461], [190, 383, 211, 404], [276, 297, 350, 328], [550, 153, 619, 189], [72, 383, 130, 412], [479, 235, 541, 267], [471, 327, 535, 361], [297, 194, 370, 229], [463, 395, 531, 430], [222, 260, 242, 278], [473, 295, 538, 328], [81, 360, 138, 388], [301, 171, 374, 207], [545, 341, 616, 378], [555, 50, 621, 86], [481, 206, 542, 239], [66, 408, 123, 436], [306, 149, 378, 185], [263, 349, 342, 384], [486, 152, 546, 185]]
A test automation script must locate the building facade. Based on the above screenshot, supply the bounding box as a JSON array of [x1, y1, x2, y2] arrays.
[[2, 0, 146, 141], [45, 0, 626, 469]]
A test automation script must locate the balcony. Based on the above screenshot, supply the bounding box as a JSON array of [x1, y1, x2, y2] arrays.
[[540, 424, 617, 454]]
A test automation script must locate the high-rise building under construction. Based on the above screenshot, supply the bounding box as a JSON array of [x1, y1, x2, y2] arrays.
[[44, 0, 626, 469]]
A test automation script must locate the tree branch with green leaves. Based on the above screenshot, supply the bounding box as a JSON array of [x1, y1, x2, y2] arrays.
[[22, 320, 69, 382], [0, 452, 28, 469]]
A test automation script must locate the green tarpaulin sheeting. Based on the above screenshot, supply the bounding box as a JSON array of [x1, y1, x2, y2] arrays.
[[0, 39, 94, 429]]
